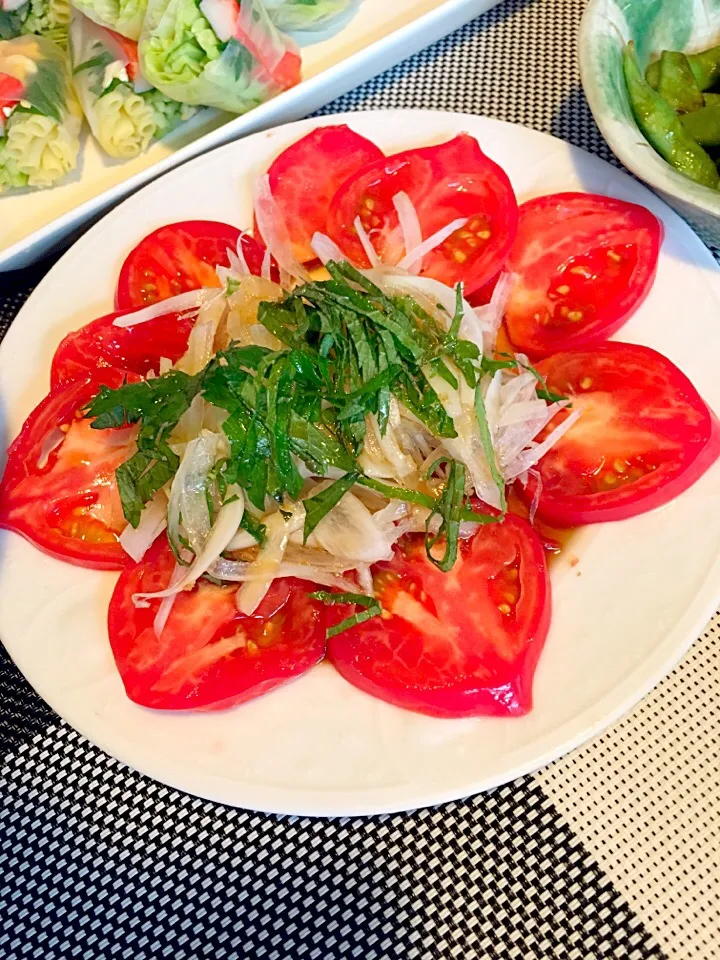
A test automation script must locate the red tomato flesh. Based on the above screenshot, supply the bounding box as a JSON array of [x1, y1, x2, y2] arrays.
[[523, 342, 720, 526], [51, 308, 194, 387], [326, 134, 518, 295], [0, 374, 136, 569], [115, 221, 271, 309], [108, 536, 327, 710], [0, 72, 24, 109], [505, 193, 662, 357], [261, 125, 384, 263], [328, 515, 550, 717]]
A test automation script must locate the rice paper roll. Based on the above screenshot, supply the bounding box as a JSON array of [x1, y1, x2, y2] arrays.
[[0, 34, 81, 190], [0, 0, 70, 45], [71, 0, 146, 41], [70, 13, 197, 158], [139, 0, 301, 113], [264, 0, 354, 32]]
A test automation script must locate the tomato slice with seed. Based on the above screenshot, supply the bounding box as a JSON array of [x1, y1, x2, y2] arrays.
[[504, 193, 662, 358], [0, 374, 136, 569], [326, 134, 518, 295], [328, 514, 550, 717], [260, 125, 384, 263], [115, 221, 274, 309], [51, 308, 194, 387], [522, 342, 720, 526], [108, 536, 327, 710]]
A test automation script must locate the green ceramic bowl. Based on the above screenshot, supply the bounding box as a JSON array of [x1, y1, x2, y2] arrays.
[[580, 0, 720, 244]]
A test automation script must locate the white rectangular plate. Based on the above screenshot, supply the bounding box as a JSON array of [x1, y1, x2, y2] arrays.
[[0, 0, 501, 271]]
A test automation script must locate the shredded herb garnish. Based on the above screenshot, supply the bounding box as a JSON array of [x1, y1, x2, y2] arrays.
[[309, 590, 383, 638], [481, 352, 567, 404], [302, 472, 360, 542], [423, 457, 466, 572], [84, 262, 520, 608]]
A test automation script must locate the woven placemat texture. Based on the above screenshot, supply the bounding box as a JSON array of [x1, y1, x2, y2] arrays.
[[1, 1, 718, 958]]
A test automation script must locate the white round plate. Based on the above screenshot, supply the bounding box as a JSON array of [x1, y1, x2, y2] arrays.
[[2, 110, 720, 817]]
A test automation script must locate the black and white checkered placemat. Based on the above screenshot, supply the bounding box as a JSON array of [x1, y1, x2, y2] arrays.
[[1, 2, 718, 957]]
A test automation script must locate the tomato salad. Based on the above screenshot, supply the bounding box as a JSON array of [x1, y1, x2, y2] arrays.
[[2, 125, 718, 719]]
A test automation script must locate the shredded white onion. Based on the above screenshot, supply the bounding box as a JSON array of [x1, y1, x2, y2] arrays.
[[113, 289, 217, 328], [398, 217, 467, 272], [134, 488, 245, 605], [175, 292, 226, 375], [311, 232, 345, 265], [353, 216, 381, 268], [473, 271, 515, 353], [508, 407, 582, 478], [119, 493, 168, 563], [253, 174, 310, 282], [261, 247, 272, 280], [166, 432, 218, 558], [356, 564, 374, 596], [236, 505, 304, 615], [211, 557, 358, 594], [226, 529, 259, 551], [392, 192, 422, 274], [270, 565, 357, 592], [307, 488, 396, 564], [433, 369, 505, 511], [153, 564, 185, 638], [527, 468, 543, 526], [223, 239, 250, 281], [359, 403, 417, 483]]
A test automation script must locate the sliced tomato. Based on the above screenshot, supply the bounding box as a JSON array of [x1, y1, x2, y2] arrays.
[[326, 134, 518, 295], [0, 374, 137, 569], [466, 271, 501, 307], [522, 343, 720, 526], [51, 308, 194, 387], [115, 221, 273, 309], [504, 193, 662, 358], [108, 536, 327, 710], [261, 126, 384, 263], [328, 515, 550, 718]]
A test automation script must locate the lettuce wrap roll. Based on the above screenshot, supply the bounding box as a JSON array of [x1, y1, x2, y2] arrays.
[[139, 0, 301, 113], [71, 0, 146, 41], [0, 0, 70, 45], [70, 13, 196, 158], [264, 0, 353, 31], [0, 34, 81, 190]]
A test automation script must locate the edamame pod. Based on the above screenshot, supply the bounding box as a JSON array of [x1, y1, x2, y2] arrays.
[[681, 104, 720, 146], [624, 41, 719, 188], [646, 43, 720, 92], [657, 51, 704, 113]]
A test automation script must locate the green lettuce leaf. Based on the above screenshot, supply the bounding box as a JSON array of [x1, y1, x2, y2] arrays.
[[139, 0, 273, 113], [72, 0, 147, 41]]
